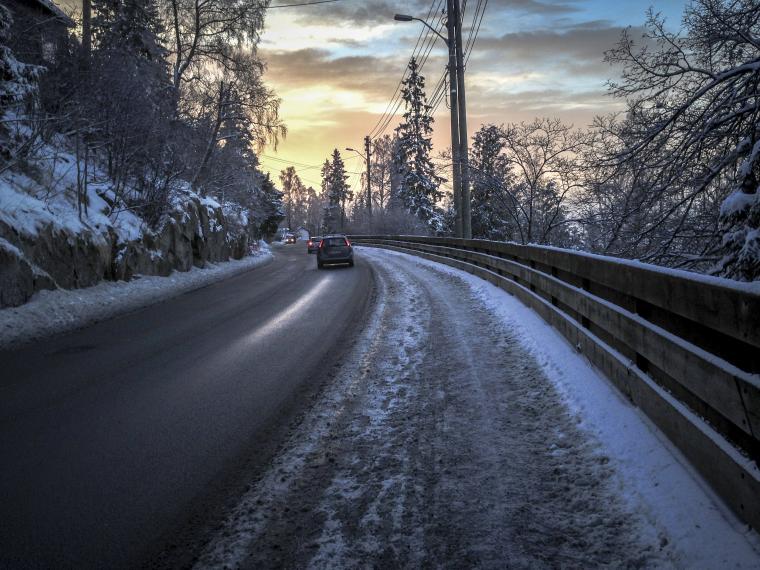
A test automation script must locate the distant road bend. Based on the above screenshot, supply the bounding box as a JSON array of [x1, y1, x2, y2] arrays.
[[0, 245, 372, 569]]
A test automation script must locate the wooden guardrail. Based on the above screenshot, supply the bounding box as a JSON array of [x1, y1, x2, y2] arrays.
[[349, 235, 760, 531]]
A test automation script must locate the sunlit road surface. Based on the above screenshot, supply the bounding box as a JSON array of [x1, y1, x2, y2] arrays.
[[0, 244, 372, 569]]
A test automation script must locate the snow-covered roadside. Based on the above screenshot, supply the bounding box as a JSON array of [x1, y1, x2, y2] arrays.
[[0, 243, 272, 350], [366, 246, 760, 568]]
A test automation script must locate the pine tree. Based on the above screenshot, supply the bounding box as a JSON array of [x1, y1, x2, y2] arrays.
[[0, 5, 42, 111], [393, 57, 444, 232], [321, 149, 352, 233], [470, 124, 515, 240], [279, 166, 299, 230], [90, 0, 168, 114], [320, 159, 335, 233], [92, 0, 165, 61], [257, 173, 284, 238]]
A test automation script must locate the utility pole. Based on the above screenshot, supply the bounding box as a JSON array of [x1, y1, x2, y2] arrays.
[[82, 0, 92, 58], [364, 135, 373, 226], [445, 0, 463, 237], [394, 6, 470, 238], [452, 0, 471, 239]]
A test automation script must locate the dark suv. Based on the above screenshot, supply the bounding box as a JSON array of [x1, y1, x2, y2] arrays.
[[317, 235, 354, 268]]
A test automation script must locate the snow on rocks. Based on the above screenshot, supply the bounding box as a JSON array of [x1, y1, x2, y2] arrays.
[[0, 153, 255, 308], [0, 244, 272, 350]]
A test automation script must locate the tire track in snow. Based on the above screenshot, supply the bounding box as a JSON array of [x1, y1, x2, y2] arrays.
[[195, 248, 671, 569]]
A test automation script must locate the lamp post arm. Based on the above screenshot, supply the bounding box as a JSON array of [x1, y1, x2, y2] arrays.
[[413, 17, 448, 45], [395, 13, 448, 46], [345, 147, 366, 160]]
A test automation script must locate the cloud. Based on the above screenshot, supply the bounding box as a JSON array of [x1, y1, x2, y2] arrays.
[[280, 0, 432, 27], [485, 0, 584, 15], [474, 22, 635, 75], [262, 47, 448, 102], [256, 0, 675, 178], [274, 0, 583, 28]]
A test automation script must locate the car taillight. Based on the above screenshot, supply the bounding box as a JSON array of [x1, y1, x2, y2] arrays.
[[307, 240, 312, 246], [345, 239, 351, 247]]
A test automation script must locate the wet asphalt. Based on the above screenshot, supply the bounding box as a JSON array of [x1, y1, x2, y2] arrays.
[[0, 244, 372, 569]]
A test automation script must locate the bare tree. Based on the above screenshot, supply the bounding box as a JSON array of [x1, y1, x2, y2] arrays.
[[162, 0, 265, 90], [598, 0, 760, 279], [495, 118, 584, 245]]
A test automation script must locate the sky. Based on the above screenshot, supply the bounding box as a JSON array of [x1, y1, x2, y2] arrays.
[[59, 0, 687, 191], [257, 0, 688, 191]]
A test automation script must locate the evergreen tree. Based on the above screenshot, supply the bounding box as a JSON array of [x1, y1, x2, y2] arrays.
[[369, 134, 395, 212], [257, 173, 284, 238], [470, 124, 516, 240], [320, 159, 334, 233], [321, 149, 352, 233], [0, 5, 42, 111], [305, 186, 322, 235], [279, 166, 299, 230], [92, 0, 165, 62], [393, 57, 444, 232]]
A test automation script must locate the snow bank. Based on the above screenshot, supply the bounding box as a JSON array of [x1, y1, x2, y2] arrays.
[[0, 148, 258, 307], [0, 150, 144, 243], [0, 244, 273, 350], [364, 247, 760, 569]]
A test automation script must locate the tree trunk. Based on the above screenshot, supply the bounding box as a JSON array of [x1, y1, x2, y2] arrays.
[[191, 81, 226, 194]]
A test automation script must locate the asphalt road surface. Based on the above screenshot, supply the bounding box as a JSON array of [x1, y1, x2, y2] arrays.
[[195, 247, 671, 569], [0, 244, 372, 569]]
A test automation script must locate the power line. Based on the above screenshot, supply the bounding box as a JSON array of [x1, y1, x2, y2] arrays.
[[464, 0, 488, 66], [259, 154, 324, 169], [268, 0, 346, 8], [462, 0, 482, 53], [429, 67, 448, 113], [368, 0, 442, 140], [371, 11, 447, 140]]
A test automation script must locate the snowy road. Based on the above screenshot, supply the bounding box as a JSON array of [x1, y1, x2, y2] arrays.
[[198, 247, 760, 569]]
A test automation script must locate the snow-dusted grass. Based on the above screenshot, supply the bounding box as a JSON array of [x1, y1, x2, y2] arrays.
[[364, 246, 760, 569], [0, 244, 273, 350]]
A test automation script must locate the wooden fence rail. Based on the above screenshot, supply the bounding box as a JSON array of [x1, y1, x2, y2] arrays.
[[349, 235, 760, 531]]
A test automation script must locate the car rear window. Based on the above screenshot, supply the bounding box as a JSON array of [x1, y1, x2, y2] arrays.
[[324, 237, 347, 247]]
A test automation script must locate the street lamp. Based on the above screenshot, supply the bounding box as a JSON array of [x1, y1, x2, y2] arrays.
[[393, 5, 470, 238], [394, 13, 448, 45]]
